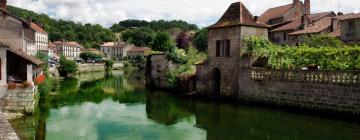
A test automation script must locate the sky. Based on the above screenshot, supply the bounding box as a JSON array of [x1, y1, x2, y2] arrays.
[[8, 0, 360, 28]]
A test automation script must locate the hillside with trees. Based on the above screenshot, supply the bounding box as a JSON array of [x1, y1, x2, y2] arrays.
[[8, 6, 116, 48]]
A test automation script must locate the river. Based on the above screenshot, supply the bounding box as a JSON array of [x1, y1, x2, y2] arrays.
[[9, 70, 360, 140]]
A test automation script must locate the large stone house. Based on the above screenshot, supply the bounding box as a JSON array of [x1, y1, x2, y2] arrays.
[[339, 13, 360, 42], [0, 1, 35, 53], [259, 0, 341, 45], [31, 21, 48, 55], [100, 42, 134, 60], [196, 2, 268, 96], [54, 41, 82, 60], [127, 47, 151, 59]]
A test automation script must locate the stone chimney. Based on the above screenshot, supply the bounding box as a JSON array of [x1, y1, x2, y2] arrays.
[[293, 0, 300, 6], [0, 0, 7, 11], [304, 0, 311, 15]]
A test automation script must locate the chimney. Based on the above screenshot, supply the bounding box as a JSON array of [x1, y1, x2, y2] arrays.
[[337, 12, 344, 16], [304, 0, 310, 15], [300, 14, 309, 29], [293, 0, 300, 6], [28, 17, 32, 24], [0, 0, 7, 11], [254, 16, 259, 22]]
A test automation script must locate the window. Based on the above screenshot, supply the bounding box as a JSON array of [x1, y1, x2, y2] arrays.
[[215, 39, 231, 57], [348, 20, 355, 32], [283, 32, 287, 41]]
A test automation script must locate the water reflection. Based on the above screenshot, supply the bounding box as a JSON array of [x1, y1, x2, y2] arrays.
[[10, 70, 360, 140]]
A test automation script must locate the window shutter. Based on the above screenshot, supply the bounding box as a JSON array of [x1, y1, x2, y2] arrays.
[[216, 40, 220, 57], [226, 40, 230, 57]]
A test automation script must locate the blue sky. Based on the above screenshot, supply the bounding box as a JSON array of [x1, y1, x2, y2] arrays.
[[8, 0, 360, 27]]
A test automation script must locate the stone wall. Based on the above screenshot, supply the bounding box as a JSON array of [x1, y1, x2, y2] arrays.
[[77, 63, 124, 74], [0, 86, 39, 119], [146, 54, 176, 89], [0, 113, 19, 140], [238, 68, 360, 114]]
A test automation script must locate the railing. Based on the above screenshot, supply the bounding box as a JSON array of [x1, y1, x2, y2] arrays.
[[251, 69, 360, 84]]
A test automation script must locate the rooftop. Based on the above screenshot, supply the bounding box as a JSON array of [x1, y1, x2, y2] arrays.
[[208, 2, 268, 29], [31, 22, 47, 34], [128, 47, 151, 52], [259, 3, 293, 24]]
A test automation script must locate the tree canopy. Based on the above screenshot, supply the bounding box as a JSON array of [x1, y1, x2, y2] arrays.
[[110, 19, 198, 33], [193, 29, 208, 52], [8, 6, 116, 48]]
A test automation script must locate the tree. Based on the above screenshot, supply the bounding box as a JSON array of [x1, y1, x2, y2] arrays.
[[121, 27, 155, 46], [176, 32, 190, 50], [58, 55, 78, 77], [152, 32, 174, 52], [193, 29, 208, 52], [35, 52, 49, 62], [104, 59, 114, 70], [300, 34, 343, 48], [80, 52, 103, 61]]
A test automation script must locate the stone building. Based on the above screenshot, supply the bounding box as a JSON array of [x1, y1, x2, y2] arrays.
[[127, 47, 151, 59], [339, 13, 360, 42], [196, 2, 268, 96], [100, 42, 134, 60], [31, 21, 48, 55], [54, 41, 82, 60], [0, 1, 35, 53]]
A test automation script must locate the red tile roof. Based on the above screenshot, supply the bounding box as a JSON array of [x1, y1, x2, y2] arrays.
[[308, 12, 335, 22], [290, 17, 333, 35], [54, 41, 82, 47], [128, 47, 151, 52], [3, 46, 44, 66], [339, 13, 360, 20], [208, 2, 268, 29], [271, 18, 302, 32], [31, 22, 47, 34], [258, 4, 293, 24], [329, 28, 340, 37]]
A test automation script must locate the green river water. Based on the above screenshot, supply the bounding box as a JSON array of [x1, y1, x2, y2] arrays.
[[9, 70, 360, 140]]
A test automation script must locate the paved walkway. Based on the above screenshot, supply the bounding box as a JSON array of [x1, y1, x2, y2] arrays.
[[0, 113, 19, 140]]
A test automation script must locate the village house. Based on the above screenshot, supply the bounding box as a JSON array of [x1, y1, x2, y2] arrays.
[[47, 42, 58, 59], [195, 2, 268, 96], [127, 47, 151, 59], [100, 41, 134, 60], [31, 21, 48, 55], [54, 41, 82, 60], [339, 13, 360, 42], [0, 0, 35, 53], [259, 0, 341, 45]]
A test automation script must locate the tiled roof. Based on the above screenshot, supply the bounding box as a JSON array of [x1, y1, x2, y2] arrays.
[[308, 12, 335, 22], [329, 28, 340, 37], [3, 46, 44, 66], [290, 17, 333, 35], [128, 47, 151, 52], [54, 41, 82, 47], [339, 13, 360, 20], [208, 2, 268, 29], [271, 18, 302, 32], [101, 42, 115, 47], [31, 22, 47, 34], [258, 4, 293, 24]]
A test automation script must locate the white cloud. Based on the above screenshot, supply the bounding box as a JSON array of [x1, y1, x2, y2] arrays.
[[8, 0, 360, 27]]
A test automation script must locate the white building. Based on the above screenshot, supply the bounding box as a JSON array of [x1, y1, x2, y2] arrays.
[[100, 42, 134, 60], [54, 41, 82, 60], [31, 22, 48, 55]]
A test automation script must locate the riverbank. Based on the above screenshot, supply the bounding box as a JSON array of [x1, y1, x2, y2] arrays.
[[0, 113, 19, 140], [77, 63, 124, 74]]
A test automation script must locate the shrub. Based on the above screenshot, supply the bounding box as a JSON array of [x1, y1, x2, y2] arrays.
[[104, 59, 114, 70], [58, 55, 78, 77]]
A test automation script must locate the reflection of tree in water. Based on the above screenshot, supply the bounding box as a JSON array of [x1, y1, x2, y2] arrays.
[[145, 92, 192, 126]]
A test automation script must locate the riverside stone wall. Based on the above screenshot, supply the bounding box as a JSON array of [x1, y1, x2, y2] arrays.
[[77, 63, 124, 74], [238, 69, 360, 114], [0, 113, 19, 140], [0, 86, 39, 118]]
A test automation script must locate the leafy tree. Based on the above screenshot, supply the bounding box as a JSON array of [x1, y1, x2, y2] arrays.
[[121, 27, 155, 46], [104, 59, 114, 70], [134, 55, 145, 63], [80, 52, 103, 61], [8, 6, 116, 48], [110, 19, 198, 32], [35, 52, 49, 62], [193, 29, 208, 52], [58, 55, 78, 77], [152, 32, 174, 52], [300, 34, 343, 48], [176, 32, 190, 50]]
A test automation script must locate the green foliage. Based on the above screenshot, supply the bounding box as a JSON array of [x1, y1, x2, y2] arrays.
[[121, 27, 155, 46], [193, 29, 208, 52], [104, 59, 114, 70], [80, 52, 103, 60], [244, 36, 360, 70], [134, 55, 145, 63], [152, 32, 175, 52], [167, 48, 187, 64], [110, 19, 198, 32], [35, 52, 49, 62], [8, 6, 116, 48], [166, 65, 194, 88], [300, 34, 343, 48], [185, 47, 207, 65], [58, 56, 78, 77]]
